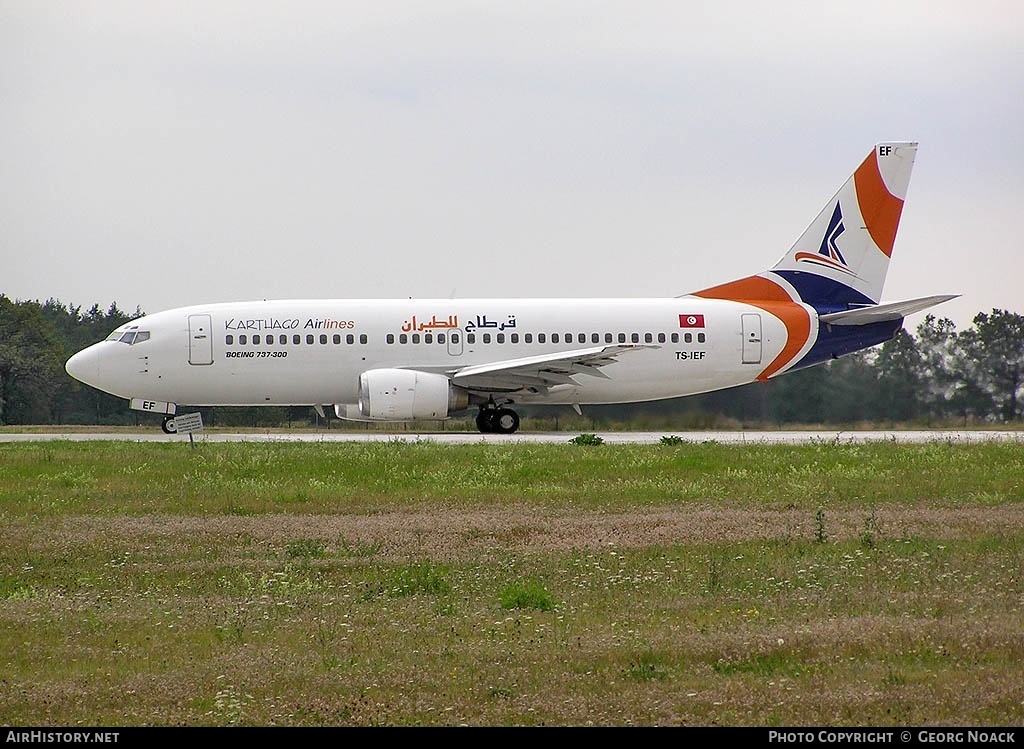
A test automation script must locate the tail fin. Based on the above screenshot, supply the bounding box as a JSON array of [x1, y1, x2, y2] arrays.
[[694, 142, 918, 312]]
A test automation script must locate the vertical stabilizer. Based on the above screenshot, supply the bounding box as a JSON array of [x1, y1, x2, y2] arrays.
[[694, 143, 918, 312], [772, 141, 917, 309]]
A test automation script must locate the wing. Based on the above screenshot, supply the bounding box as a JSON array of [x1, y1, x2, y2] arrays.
[[450, 344, 656, 394]]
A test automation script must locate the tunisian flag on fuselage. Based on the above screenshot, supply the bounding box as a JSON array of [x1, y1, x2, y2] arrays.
[[678, 314, 705, 328]]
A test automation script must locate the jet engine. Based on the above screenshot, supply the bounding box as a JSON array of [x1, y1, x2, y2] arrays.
[[354, 368, 470, 420]]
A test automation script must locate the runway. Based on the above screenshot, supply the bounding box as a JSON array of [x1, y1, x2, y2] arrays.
[[1, 429, 1020, 444]]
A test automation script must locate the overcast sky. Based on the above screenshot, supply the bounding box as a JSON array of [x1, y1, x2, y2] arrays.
[[3, 1, 1021, 333]]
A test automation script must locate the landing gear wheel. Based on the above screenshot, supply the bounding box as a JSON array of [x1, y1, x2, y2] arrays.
[[161, 416, 178, 434], [476, 406, 521, 434], [493, 408, 520, 434], [476, 409, 497, 433]]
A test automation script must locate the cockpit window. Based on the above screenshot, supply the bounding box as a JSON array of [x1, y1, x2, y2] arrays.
[[105, 326, 150, 345]]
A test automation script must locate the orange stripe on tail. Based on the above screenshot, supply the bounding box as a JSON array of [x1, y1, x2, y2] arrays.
[[854, 151, 905, 258]]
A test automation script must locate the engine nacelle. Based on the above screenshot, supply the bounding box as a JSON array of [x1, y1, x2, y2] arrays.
[[355, 368, 469, 420]]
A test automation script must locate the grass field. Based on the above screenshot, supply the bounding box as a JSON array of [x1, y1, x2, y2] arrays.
[[1, 437, 1022, 726]]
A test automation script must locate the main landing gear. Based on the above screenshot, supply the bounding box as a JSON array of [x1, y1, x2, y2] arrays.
[[475, 405, 520, 434], [161, 416, 178, 434]]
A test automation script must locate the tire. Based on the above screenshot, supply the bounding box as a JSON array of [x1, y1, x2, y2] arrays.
[[476, 410, 495, 433], [494, 408, 520, 434]]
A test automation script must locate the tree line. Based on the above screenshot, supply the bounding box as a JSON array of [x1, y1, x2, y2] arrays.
[[1, 294, 1021, 427]]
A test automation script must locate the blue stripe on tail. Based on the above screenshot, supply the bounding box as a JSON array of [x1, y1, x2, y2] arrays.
[[773, 270, 876, 313]]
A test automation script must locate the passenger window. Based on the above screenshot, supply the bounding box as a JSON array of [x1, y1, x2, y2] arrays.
[[698, 332, 706, 343], [524, 333, 532, 343], [538, 333, 546, 343], [293, 335, 301, 345], [387, 334, 395, 344], [306, 334, 314, 344], [510, 333, 518, 343], [226, 335, 234, 345], [483, 333, 491, 344], [617, 333, 626, 343], [412, 334, 421, 344], [631, 333, 639, 343], [425, 333, 433, 344], [644, 333, 653, 343], [438, 334, 446, 343], [591, 333, 599, 343], [467, 333, 475, 344], [657, 333, 666, 343], [551, 333, 559, 343], [605, 333, 613, 343], [451, 333, 460, 343], [319, 334, 327, 344], [671, 333, 679, 343], [400, 334, 408, 344], [685, 333, 692, 343], [240, 335, 248, 345], [497, 333, 505, 344], [279, 335, 287, 345], [333, 334, 341, 344], [359, 334, 367, 344]]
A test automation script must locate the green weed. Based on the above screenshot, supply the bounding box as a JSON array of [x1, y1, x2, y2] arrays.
[[498, 579, 557, 611]]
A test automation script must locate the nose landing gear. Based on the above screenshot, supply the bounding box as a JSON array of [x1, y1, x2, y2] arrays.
[[161, 416, 178, 434]]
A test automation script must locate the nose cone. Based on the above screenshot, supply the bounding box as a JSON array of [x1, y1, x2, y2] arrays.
[[65, 345, 102, 389]]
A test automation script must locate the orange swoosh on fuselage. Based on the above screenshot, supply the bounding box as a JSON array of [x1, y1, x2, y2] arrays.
[[694, 275, 813, 379]]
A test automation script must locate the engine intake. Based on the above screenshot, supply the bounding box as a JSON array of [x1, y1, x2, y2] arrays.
[[357, 368, 469, 420]]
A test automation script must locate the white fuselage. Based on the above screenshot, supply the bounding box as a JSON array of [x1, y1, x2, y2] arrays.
[[65, 297, 816, 410]]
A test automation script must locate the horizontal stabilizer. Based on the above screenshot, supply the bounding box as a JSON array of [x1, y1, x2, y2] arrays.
[[819, 295, 959, 325]]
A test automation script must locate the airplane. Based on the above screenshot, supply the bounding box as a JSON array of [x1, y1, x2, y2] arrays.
[[65, 142, 956, 435]]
